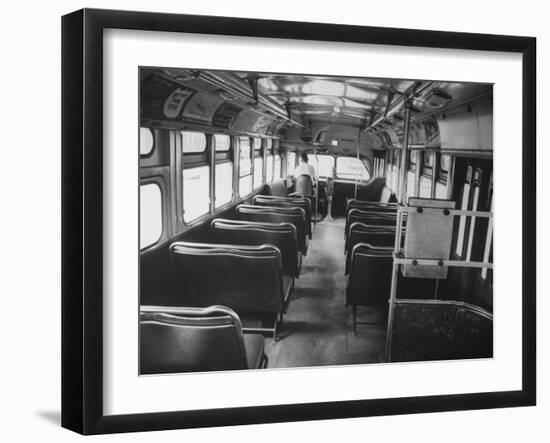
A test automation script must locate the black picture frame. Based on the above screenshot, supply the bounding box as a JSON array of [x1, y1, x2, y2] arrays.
[[61, 8, 536, 435]]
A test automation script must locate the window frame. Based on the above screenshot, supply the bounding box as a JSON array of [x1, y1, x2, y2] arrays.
[[315, 153, 336, 179], [438, 154, 452, 184], [421, 150, 434, 178], [139, 179, 165, 251], [139, 127, 155, 158], [181, 164, 211, 224], [180, 130, 208, 154], [238, 136, 253, 198], [274, 154, 282, 180], [335, 156, 370, 182], [212, 134, 235, 210], [253, 154, 264, 190], [214, 159, 234, 210]]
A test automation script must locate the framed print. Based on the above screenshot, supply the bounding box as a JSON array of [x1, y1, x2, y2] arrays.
[[61, 8, 536, 435]]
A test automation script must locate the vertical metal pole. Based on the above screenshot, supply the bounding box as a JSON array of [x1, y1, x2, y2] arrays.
[[481, 195, 494, 280], [355, 129, 360, 199], [209, 134, 216, 214], [431, 152, 437, 199], [314, 146, 319, 224], [386, 101, 412, 362], [399, 101, 412, 204], [447, 156, 456, 200], [385, 258, 400, 362], [393, 206, 403, 252], [234, 137, 241, 200]]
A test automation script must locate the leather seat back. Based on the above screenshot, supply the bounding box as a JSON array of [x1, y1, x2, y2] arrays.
[[253, 195, 312, 238], [140, 305, 248, 374], [356, 177, 396, 202], [346, 199, 398, 213], [236, 204, 308, 254], [211, 218, 299, 277], [345, 208, 398, 238], [346, 243, 393, 309], [168, 242, 285, 314], [345, 223, 397, 273], [380, 186, 395, 203]]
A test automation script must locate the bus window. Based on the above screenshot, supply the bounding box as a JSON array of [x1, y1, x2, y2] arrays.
[[181, 131, 207, 153], [439, 154, 451, 183], [266, 154, 274, 182], [254, 156, 263, 188], [336, 157, 370, 181], [391, 150, 401, 193], [214, 134, 231, 152], [435, 154, 452, 198], [422, 151, 434, 176], [419, 176, 432, 197], [265, 139, 273, 182], [315, 154, 335, 178], [253, 137, 262, 151], [274, 155, 281, 179], [435, 182, 448, 198], [140, 183, 162, 249], [406, 171, 416, 199], [140, 128, 154, 156], [215, 161, 233, 208], [239, 137, 252, 197], [419, 151, 434, 197], [183, 165, 210, 222], [409, 150, 417, 171], [287, 152, 296, 176], [386, 151, 393, 191]]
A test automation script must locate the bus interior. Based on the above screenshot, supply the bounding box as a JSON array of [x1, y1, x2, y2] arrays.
[[139, 67, 493, 374]]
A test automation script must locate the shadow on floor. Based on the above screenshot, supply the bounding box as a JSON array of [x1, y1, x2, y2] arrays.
[[36, 410, 61, 426]]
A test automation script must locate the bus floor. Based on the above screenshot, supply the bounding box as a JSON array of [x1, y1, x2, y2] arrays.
[[264, 216, 387, 368]]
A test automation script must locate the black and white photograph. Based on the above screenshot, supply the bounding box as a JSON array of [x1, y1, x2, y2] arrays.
[[1, 0, 547, 440], [139, 67, 494, 374]]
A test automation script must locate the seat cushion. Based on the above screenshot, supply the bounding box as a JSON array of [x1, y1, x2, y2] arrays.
[[243, 333, 265, 369]]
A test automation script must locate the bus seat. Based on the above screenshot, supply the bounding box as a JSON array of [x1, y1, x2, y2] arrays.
[[266, 179, 289, 197], [345, 199, 398, 214], [345, 208, 398, 238], [168, 242, 290, 339], [211, 218, 301, 278], [295, 174, 314, 197], [346, 243, 393, 334], [140, 306, 267, 374], [380, 186, 396, 203], [236, 204, 308, 255], [355, 177, 396, 203], [389, 301, 493, 362], [253, 195, 312, 239], [345, 223, 397, 273]]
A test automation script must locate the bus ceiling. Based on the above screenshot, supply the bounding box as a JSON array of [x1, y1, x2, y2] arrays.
[[140, 68, 493, 156]]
